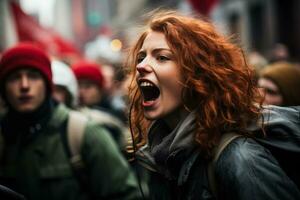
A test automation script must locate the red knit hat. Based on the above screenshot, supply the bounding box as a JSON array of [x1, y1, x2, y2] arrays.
[[72, 60, 104, 89], [0, 42, 52, 92]]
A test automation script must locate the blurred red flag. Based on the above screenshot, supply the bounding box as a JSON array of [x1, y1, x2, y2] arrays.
[[188, 0, 219, 16], [10, 2, 82, 59]]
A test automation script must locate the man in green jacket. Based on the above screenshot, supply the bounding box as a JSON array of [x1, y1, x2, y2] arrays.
[[0, 42, 141, 200]]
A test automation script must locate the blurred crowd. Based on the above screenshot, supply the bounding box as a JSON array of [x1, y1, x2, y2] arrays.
[[0, 6, 300, 200], [248, 42, 300, 107]]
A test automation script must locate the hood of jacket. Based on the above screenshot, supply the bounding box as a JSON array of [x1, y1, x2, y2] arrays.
[[248, 105, 300, 152]]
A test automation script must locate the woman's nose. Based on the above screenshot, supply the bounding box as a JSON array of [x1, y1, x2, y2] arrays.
[[136, 59, 152, 74]]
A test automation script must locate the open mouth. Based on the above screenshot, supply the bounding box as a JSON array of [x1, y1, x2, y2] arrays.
[[139, 80, 160, 103]]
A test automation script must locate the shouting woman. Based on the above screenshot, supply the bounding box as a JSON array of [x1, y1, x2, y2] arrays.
[[126, 10, 300, 200]]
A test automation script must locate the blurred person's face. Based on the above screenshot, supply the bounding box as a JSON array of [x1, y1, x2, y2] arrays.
[[78, 79, 102, 107], [135, 31, 184, 124], [53, 85, 70, 105], [102, 64, 115, 92], [258, 77, 283, 106], [5, 68, 46, 112]]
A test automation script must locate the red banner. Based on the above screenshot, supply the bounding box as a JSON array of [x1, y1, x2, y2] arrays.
[[188, 0, 219, 16], [10, 2, 82, 59]]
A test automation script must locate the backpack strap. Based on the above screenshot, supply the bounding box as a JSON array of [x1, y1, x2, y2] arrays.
[[64, 110, 95, 197], [67, 110, 89, 169], [207, 132, 242, 198]]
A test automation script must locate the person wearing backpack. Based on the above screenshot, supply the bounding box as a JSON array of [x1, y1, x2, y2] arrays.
[[51, 59, 128, 150], [71, 60, 127, 124], [126, 10, 300, 199], [0, 42, 141, 200]]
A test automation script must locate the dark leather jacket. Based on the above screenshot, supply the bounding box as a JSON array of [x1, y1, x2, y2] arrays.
[[137, 106, 300, 200], [215, 137, 300, 200]]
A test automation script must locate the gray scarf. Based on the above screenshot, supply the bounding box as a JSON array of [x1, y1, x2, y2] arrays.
[[144, 110, 199, 179]]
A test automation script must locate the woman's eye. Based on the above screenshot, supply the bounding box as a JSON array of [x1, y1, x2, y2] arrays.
[[157, 55, 169, 62], [137, 56, 145, 63]]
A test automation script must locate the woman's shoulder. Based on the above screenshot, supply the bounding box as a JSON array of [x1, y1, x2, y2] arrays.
[[214, 137, 300, 199], [217, 137, 269, 169], [215, 136, 283, 178]]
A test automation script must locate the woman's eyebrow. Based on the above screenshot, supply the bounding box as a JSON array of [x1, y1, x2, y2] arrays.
[[152, 48, 171, 54], [139, 47, 170, 52]]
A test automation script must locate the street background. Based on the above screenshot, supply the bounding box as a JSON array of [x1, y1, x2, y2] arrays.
[[0, 0, 299, 65]]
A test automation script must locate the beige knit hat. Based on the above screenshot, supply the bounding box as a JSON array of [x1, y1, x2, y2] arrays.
[[260, 61, 300, 106]]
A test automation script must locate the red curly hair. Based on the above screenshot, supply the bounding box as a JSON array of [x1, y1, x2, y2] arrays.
[[126, 10, 263, 158]]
